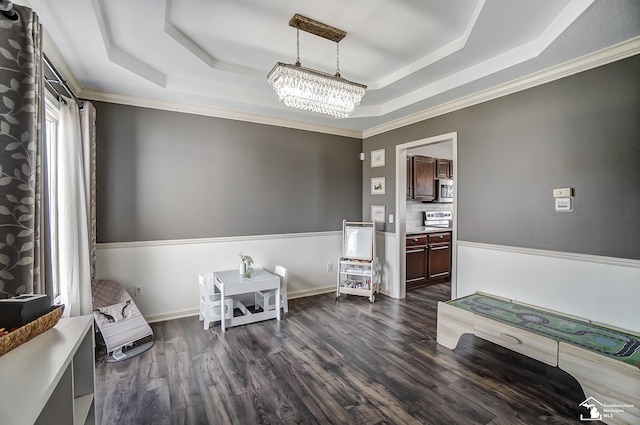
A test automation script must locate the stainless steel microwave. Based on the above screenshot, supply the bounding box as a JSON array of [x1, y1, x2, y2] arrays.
[[436, 179, 453, 203]]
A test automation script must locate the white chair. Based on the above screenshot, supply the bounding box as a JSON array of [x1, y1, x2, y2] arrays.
[[198, 274, 234, 330], [255, 265, 288, 313]]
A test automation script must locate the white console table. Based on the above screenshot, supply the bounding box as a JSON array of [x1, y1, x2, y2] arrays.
[[0, 316, 96, 425]]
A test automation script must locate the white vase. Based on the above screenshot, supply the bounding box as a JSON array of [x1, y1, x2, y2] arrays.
[[239, 261, 246, 275]]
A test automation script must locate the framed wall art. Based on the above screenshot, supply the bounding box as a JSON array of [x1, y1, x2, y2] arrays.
[[371, 148, 385, 167], [371, 177, 386, 195], [371, 205, 385, 223]]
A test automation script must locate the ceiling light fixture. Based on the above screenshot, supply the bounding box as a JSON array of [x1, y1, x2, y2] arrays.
[[267, 14, 367, 119]]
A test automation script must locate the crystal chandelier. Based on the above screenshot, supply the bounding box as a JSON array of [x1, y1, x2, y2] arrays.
[[267, 14, 367, 119]]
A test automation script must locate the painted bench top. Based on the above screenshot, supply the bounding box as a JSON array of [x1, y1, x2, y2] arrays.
[[448, 293, 640, 367]]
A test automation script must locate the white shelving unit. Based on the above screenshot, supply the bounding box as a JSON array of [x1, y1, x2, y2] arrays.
[[0, 316, 96, 425], [336, 220, 380, 303]]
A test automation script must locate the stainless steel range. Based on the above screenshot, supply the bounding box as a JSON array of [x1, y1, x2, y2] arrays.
[[423, 211, 452, 228]]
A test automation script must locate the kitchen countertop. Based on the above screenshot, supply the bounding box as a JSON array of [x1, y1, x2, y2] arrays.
[[406, 226, 452, 235]]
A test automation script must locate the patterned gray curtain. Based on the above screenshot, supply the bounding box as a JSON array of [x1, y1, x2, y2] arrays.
[[81, 100, 97, 282], [0, 5, 47, 297]]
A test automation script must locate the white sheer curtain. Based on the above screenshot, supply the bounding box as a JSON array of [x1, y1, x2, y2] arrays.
[[54, 98, 95, 317]]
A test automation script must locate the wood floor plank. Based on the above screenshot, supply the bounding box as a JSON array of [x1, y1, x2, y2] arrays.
[[95, 283, 588, 424], [279, 322, 417, 424], [276, 332, 385, 424], [138, 386, 172, 425]]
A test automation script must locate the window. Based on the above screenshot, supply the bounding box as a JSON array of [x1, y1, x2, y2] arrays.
[[44, 93, 61, 303]]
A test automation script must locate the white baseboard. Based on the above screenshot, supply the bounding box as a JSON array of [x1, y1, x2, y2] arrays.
[[145, 286, 337, 323], [289, 285, 335, 300], [146, 308, 200, 324]]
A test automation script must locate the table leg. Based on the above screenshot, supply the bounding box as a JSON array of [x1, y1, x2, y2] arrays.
[[276, 286, 281, 321], [220, 286, 226, 332]]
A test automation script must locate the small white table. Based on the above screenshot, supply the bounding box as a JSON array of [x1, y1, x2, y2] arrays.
[[213, 268, 281, 332]]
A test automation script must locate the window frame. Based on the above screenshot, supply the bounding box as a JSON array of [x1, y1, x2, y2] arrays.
[[44, 92, 61, 304]]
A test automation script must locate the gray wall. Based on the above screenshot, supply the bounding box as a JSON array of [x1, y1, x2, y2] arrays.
[[95, 104, 363, 242], [364, 55, 640, 260]]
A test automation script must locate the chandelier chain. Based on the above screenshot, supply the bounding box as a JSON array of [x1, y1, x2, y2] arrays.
[[296, 28, 300, 65], [336, 42, 340, 76]]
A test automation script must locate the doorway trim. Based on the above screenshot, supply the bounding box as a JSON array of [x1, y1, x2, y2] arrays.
[[395, 131, 458, 299]]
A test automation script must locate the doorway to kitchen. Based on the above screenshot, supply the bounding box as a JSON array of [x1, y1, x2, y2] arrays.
[[394, 132, 458, 300]]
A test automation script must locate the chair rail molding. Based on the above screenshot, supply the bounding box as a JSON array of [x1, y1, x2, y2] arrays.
[[456, 240, 640, 333], [96, 231, 343, 322]]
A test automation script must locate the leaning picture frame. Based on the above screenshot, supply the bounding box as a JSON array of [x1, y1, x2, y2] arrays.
[[371, 205, 385, 223], [371, 177, 386, 195], [371, 148, 385, 167]]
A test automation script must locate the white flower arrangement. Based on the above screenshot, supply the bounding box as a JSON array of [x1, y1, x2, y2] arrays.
[[238, 252, 254, 278]]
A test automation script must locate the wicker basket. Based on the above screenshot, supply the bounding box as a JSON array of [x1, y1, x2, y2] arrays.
[[0, 305, 64, 356]]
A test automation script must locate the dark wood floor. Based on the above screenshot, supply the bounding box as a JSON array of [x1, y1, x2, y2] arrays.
[[95, 284, 588, 424]]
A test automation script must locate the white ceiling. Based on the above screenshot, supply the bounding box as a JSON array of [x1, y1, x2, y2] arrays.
[[18, 0, 640, 136]]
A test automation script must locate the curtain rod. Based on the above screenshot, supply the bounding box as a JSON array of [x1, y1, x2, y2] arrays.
[[43, 53, 83, 110], [1, 1, 83, 109], [0, 0, 17, 20]]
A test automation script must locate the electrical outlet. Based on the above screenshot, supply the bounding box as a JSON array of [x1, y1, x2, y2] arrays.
[[134, 285, 143, 297], [326, 262, 334, 272]]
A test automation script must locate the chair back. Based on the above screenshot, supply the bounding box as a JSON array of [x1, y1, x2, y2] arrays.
[[274, 265, 288, 291], [198, 274, 207, 299]]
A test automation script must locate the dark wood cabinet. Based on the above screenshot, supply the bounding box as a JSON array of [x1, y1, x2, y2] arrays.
[[411, 155, 436, 201], [406, 235, 427, 289], [406, 231, 451, 290], [406, 156, 413, 199], [427, 232, 451, 279], [408, 156, 452, 201], [436, 159, 453, 179]]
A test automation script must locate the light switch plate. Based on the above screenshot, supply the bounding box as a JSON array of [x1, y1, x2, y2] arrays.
[[555, 197, 573, 212], [553, 188, 573, 197], [389, 214, 394, 223]]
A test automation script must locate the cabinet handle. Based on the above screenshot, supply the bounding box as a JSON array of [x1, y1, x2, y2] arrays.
[[499, 333, 522, 345], [429, 245, 449, 250], [406, 249, 424, 253]]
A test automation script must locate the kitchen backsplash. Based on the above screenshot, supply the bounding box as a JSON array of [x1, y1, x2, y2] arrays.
[[406, 200, 454, 228]]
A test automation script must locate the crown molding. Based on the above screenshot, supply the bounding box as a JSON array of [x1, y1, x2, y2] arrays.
[[80, 36, 639, 140], [80, 88, 362, 138], [362, 36, 640, 138]]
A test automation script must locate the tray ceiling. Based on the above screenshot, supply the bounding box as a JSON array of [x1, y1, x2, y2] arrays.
[[18, 0, 640, 135]]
